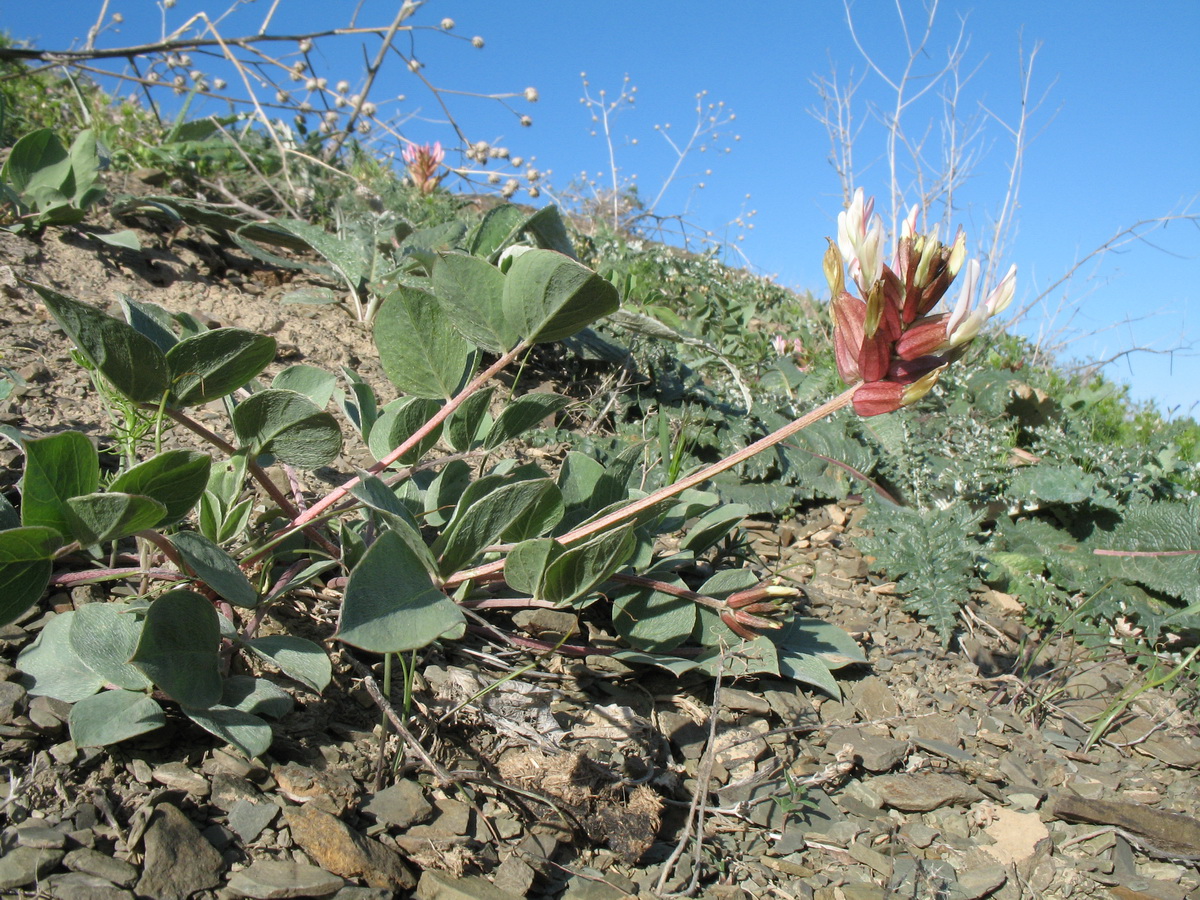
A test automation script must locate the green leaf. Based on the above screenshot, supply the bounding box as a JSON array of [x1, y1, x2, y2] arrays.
[[232, 389, 343, 469], [2, 129, 70, 195], [774, 616, 866, 696], [172, 531, 258, 607], [435, 477, 558, 575], [444, 387, 495, 452], [502, 482, 565, 542], [1097, 498, 1200, 606], [484, 392, 572, 450], [20, 431, 99, 536], [540, 525, 636, 605], [613, 580, 697, 652], [183, 705, 273, 758], [69, 602, 152, 691], [272, 217, 365, 292], [272, 365, 337, 409], [374, 286, 472, 399], [517, 205, 577, 258], [469, 204, 527, 259], [69, 690, 166, 747], [220, 675, 293, 718], [0, 526, 60, 626], [30, 283, 170, 402], [118, 294, 178, 353], [338, 530, 465, 653], [280, 286, 340, 305], [92, 229, 141, 251], [129, 590, 222, 708], [501, 250, 620, 345], [110, 449, 212, 526], [16, 612, 105, 702], [424, 459, 472, 527], [695, 636, 779, 677], [63, 492, 167, 545], [557, 452, 607, 510], [681, 503, 751, 556], [367, 397, 441, 466], [1010, 464, 1102, 506], [505, 538, 562, 596], [432, 253, 511, 352], [167, 328, 277, 407], [244, 636, 331, 693]]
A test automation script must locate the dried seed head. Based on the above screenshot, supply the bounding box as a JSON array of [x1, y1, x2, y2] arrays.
[[502, 178, 518, 198], [488, 173, 500, 184], [440, 17, 455, 29], [528, 186, 540, 199], [361, 102, 377, 117], [524, 86, 539, 102], [356, 121, 370, 133], [276, 90, 290, 104], [298, 38, 313, 53], [519, 115, 532, 127], [471, 36, 485, 48], [305, 78, 319, 91], [336, 80, 350, 94], [212, 78, 226, 91], [407, 58, 422, 73], [112, 12, 123, 22]]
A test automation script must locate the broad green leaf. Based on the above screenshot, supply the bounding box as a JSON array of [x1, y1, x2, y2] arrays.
[[63, 492, 167, 545], [16, 612, 105, 702], [110, 449, 211, 526], [338, 530, 465, 653], [518, 205, 577, 258], [1, 129, 71, 195], [539, 525, 636, 606], [557, 452, 607, 510], [349, 475, 439, 576], [395, 220, 469, 272], [272, 365, 337, 409], [424, 458, 472, 527], [244, 635, 331, 693], [367, 397, 441, 466], [167, 328, 276, 407], [20, 431, 99, 536], [281, 287, 339, 305], [432, 253, 511, 352], [1010, 464, 1102, 506], [0, 526, 60, 626], [69, 602, 151, 691], [93, 229, 141, 251], [502, 482, 565, 542], [613, 581, 697, 652], [374, 286, 472, 399], [118, 294, 178, 353], [484, 392, 572, 450], [232, 389, 343, 469], [444, 387, 495, 452], [66, 128, 104, 207], [1098, 498, 1200, 606], [505, 538, 562, 596], [31, 283, 170, 402], [261, 558, 339, 605], [695, 636, 779, 678], [469, 203, 527, 259], [435, 477, 557, 575], [774, 616, 867, 672], [611, 649, 701, 677], [129, 590, 222, 708], [220, 675, 293, 718], [501, 250, 619, 345], [0, 490, 18, 530], [272, 217, 365, 291], [681, 504, 751, 556], [172, 530, 258, 607], [183, 704, 273, 758], [774, 652, 840, 696], [69, 690, 166, 747]]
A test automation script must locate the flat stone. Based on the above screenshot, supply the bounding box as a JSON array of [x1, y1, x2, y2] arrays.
[[15, 822, 66, 848], [228, 797, 279, 843], [274, 763, 358, 815], [0, 845, 65, 890], [851, 676, 900, 720], [134, 803, 224, 900], [830, 728, 907, 773], [428, 797, 472, 837], [0, 680, 27, 724], [414, 869, 526, 900], [560, 873, 631, 900], [981, 808, 1050, 866], [211, 773, 263, 812], [45, 871, 133, 900], [512, 608, 579, 639], [493, 855, 536, 897], [870, 774, 983, 812], [225, 860, 345, 899], [1052, 794, 1200, 858], [281, 804, 415, 892], [950, 864, 1007, 899], [152, 761, 210, 797], [362, 780, 432, 830], [63, 847, 138, 887]]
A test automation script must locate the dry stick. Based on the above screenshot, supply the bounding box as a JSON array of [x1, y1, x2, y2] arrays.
[[324, 1, 419, 160], [656, 655, 725, 896], [343, 652, 456, 788], [289, 342, 529, 533], [446, 384, 858, 589]]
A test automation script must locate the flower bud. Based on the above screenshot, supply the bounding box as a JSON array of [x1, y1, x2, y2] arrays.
[[823, 238, 845, 298], [896, 313, 950, 360]]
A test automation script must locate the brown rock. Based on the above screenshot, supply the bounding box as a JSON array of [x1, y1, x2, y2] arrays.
[[134, 803, 224, 900], [281, 804, 416, 892], [1051, 793, 1200, 858], [273, 762, 358, 815], [870, 774, 983, 812]]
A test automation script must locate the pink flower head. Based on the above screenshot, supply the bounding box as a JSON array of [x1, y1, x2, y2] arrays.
[[402, 141, 445, 194]]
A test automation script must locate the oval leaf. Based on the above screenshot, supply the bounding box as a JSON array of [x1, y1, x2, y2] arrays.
[[501, 250, 619, 345], [20, 431, 99, 536], [367, 397, 441, 467], [129, 590, 222, 708], [69, 602, 152, 690], [0, 526, 60, 626], [183, 705, 273, 759], [69, 690, 166, 747], [167, 328, 276, 407], [338, 530, 465, 654], [110, 449, 212, 526], [16, 612, 105, 702], [172, 530, 258, 608], [272, 364, 337, 408], [244, 635, 331, 693], [435, 477, 557, 576], [484, 392, 572, 450], [30, 282, 170, 402], [432, 253, 511, 352], [232, 389, 343, 469], [63, 492, 167, 545], [374, 286, 472, 399], [541, 525, 636, 606]]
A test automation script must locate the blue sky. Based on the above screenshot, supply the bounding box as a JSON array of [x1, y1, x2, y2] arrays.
[[6, 1, 1198, 416]]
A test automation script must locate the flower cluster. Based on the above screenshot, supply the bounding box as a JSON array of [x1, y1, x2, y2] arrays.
[[402, 142, 445, 195], [829, 189, 1017, 416]]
